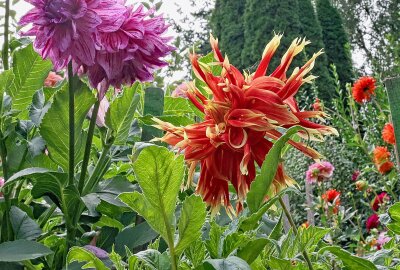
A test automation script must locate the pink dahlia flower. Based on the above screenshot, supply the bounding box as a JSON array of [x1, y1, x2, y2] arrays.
[[44, 72, 63, 87], [84, 4, 175, 98], [305, 161, 334, 184], [171, 83, 188, 98], [19, 0, 105, 70], [20, 1, 174, 98], [376, 231, 391, 249], [0, 177, 4, 197]]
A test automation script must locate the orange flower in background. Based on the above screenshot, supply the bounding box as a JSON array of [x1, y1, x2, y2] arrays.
[[382, 123, 396, 145], [322, 189, 341, 214], [373, 146, 394, 174], [154, 34, 337, 215], [44, 71, 63, 87], [352, 76, 376, 103]]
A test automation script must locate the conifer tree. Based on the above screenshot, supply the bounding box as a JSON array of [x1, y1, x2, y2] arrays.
[[210, 0, 245, 69], [316, 0, 354, 86], [241, 0, 304, 74], [298, 0, 335, 100]]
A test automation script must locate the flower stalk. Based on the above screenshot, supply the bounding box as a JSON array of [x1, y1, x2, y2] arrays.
[[279, 197, 314, 270], [2, 0, 10, 70], [78, 98, 101, 194], [68, 62, 75, 186]]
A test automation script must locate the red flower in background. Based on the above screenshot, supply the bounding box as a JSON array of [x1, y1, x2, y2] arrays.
[[366, 214, 380, 232], [373, 146, 394, 174], [352, 76, 376, 103], [312, 98, 323, 111], [352, 170, 360, 181], [371, 192, 390, 211], [154, 34, 337, 214], [382, 123, 396, 145], [322, 189, 341, 214]]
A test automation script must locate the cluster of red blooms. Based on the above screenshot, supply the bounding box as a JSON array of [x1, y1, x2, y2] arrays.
[[321, 189, 341, 214], [366, 192, 390, 232], [373, 146, 394, 174]]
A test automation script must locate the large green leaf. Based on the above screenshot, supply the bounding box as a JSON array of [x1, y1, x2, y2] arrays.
[[247, 126, 304, 213], [163, 97, 194, 115], [8, 44, 52, 114], [201, 257, 251, 270], [119, 146, 184, 241], [141, 88, 164, 141], [10, 206, 41, 240], [115, 222, 158, 256], [6, 168, 81, 221], [237, 238, 269, 265], [175, 195, 206, 255], [385, 77, 400, 158], [67, 247, 109, 270], [40, 81, 96, 170], [319, 246, 377, 270], [106, 83, 140, 145], [0, 240, 53, 262]]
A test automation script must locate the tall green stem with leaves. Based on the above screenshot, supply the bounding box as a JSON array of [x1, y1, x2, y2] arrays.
[[78, 98, 100, 193], [2, 0, 10, 70], [279, 197, 314, 270]]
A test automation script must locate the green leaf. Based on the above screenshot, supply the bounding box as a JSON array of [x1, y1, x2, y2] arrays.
[[175, 195, 206, 255], [118, 146, 184, 241], [129, 249, 171, 270], [205, 221, 227, 259], [29, 89, 51, 126], [237, 238, 269, 265], [319, 246, 377, 270], [9, 44, 52, 114], [0, 70, 14, 109], [6, 168, 81, 220], [202, 257, 251, 270], [163, 97, 194, 115], [115, 222, 158, 257], [67, 247, 109, 270], [106, 83, 140, 145], [10, 206, 41, 240], [247, 126, 304, 213], [0, 240, 53, 262], [388, 202, 400, 234], [40, 81, 96, 170], [141, 88, 164, 141]]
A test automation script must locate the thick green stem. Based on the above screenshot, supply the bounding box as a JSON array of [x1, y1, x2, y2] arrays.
[[68, 62, 75, 186], [2, 0, 10, 70], [279, 197, 314, 270], [78, 99, 100, 194], [82, 142, 112, 195]]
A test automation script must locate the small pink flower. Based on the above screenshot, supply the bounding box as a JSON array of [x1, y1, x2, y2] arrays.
[[171, 83, 188, 98], [87, 97, 109, 127], [352, 170, 360, 181], [44, 72, 63, 87], [0, 177, 4, 197], [376, 232, 391, 249], [305, 161, 334, 184]]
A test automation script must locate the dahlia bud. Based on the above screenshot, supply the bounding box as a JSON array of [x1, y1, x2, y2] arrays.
[[355, 180, 367, 191], [312, 98, 323, 111]]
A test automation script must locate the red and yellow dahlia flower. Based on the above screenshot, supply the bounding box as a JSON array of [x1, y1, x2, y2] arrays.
[[154, 34, 337, 214]]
